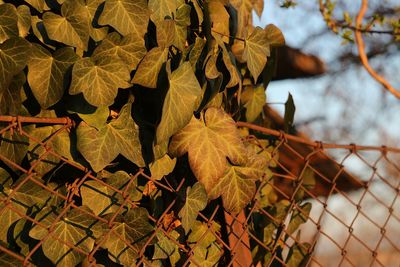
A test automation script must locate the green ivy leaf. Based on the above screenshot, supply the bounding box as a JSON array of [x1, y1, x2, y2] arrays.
[[244, 27, 270, 82], [0, 175, 52, 242], [29, 206, 106, 266], [156, 62, 202, 143], [191, 243, 222, 267], [153, 230, 180, 264], [241, 85, 266, 122], [98, 0, 149, 37], [27, 125, 72, 175], [0, 4, 19, 43], [16, 5, 31, 38], [69, 55, 131, 107], [100, 208, 154, 266], [284, 93, 296, 133], [210, 148, 268, 213], [0, 72, 24, 116], [85, 0, 109, 41], [93, 32, 147, 71], [77, 103, 145, 172], [74, 106, 109, 130], [265, 24, 285, 46], [0, 37, 31, 92], [24, 0, 49, 12], [286, 202, 312, 235], [149, 154, 176, 180], [179, 182, 207, 234], [42, 1, 90, 51], [28, 45, 79, 109], [286, 242, 311, 267], [132, 47, 168, 88], [208, 1, 230, 43], [81, 171, 142, 215], [188, 221, 220, 247], [169, 108, 246, 194], [148, 0, 184, 25], [157, 19, 176, 48]]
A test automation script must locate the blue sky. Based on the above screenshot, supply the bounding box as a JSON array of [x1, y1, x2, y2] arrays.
[[252, 1, 400, 146]]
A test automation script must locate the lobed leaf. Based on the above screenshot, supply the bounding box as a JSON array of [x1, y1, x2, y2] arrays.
[[241, 85, 266, 122], [156, 62, 202, 143]]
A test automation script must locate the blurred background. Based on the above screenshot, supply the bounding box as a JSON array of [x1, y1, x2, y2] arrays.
[[254, 1, 400, 265]]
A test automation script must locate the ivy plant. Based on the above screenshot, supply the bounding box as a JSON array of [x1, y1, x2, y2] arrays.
[[0, 0, 314, 266]]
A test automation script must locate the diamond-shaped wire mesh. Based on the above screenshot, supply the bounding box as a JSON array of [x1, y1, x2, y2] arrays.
[[0, 116, 399, 266]]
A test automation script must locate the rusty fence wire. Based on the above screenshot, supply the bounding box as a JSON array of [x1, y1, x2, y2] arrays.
[[0, 116, 399, 267]]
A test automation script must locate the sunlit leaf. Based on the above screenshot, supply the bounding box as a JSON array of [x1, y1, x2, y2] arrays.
[[265, 24, 285, 46], [169, 108, 246, 194], [85, 0, 109, 41], [153, 230, 180, 263], [156, 62, 202, 143], [0, 37, 31, 92], [286, 242, 311, 267], [179, 182, 207, 234], [132, 47, 168, 88], [189, 37, 206, 68], [28, 45, 79, 109], [28, 125, 72, 175], [24, 0, 49, 12], [287, 202, 312, 235], [77, 103, 145, 172], [16, 5, 31, 38], [93, 32, 147, 71], [208, 1, 230, 43], [98, 0, 149, 37], [149, 154, 176, 180], [191, 243, 222, 267], [244, 27, 270, 82], [0, 4, 19, 43], [188, 221, 220, 247], [42, 1, 90, 51], [81, 170, 142, 215], [148, 0, 184, 25], [70, 55, 131, 107], [241, 85, 266, 122], [100, 208, 154, 266], [30, 206, 106, 266]]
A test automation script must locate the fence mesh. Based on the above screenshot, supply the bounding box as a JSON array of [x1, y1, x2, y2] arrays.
[[0, 116, 399, 267]]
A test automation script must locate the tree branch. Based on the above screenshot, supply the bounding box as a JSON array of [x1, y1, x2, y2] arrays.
[[355, 0, 400, 99]]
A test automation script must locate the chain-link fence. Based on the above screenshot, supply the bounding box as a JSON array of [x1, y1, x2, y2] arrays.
[[0, 116, 399, 266]]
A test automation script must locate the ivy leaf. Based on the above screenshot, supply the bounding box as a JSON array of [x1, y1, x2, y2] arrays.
[[188, 221, 220, 247], [189, 37, 206, 68], [132, 47, 168, 88], [0, 127, 29, 168], [42, 1, 90, 51], [27, 125, 72, 175], [157, 19, 176, 48], [85, 0, 109, 41], [153, 230, 180, 264], [169, 108, 246, 194], [28, 45, 79, 109], [191, 243, 222, 267], [0, 72, 24, 116], [148, 0, 184, 25], [149, 154, 177, 180], [241, 85, 266, 122], [265, 24, 285, 46], [286, 242, 311, 267], [208, 1, 230, 43], [284, 93, 296, 133], [0, 37, 31, 92], [0, 175, 52, 242], [178, 182, 207, 234], [210, 148, 268, 213], [244, 27, 270, 82], [77, 103, 145, 172], [29, 206, 106, 266], [81, 171, 142, 215], [156, 62, 202, 143], [93, 32, 147, 71], [74, 106, 109, 130], [69, 55, 131, 107], [98, 0, 149, 37], [286, 203, 312, 235], [0, 4, 19, 43], [23, 0, 49, 12], [100, 208, 155, 266], [0, 252, 22, 266], [16, 5, 31, 38]]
